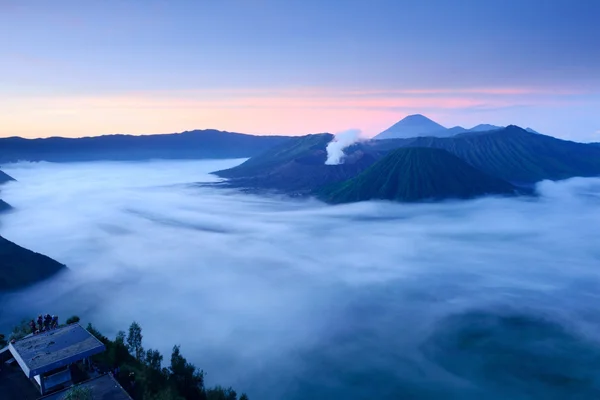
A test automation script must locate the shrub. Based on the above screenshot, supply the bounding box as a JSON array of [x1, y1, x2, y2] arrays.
[[66, 315, 81, 325], [62, 385, 92, 400]]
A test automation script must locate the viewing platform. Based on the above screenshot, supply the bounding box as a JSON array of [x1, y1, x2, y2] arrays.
[[8, 323, 105, 395], [0, 322, 132, 399]]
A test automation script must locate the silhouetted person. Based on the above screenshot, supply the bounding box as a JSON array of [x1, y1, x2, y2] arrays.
[[29, 319, 36, 334], [51, 315, 58, 329], [37, 315, 43, 331], [43, 314, 52, 331]]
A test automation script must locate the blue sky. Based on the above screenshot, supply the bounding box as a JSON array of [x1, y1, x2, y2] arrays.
[[1, 0, 599, 140]]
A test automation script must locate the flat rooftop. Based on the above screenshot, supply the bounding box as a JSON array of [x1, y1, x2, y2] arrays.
[[9, 324, 105, 378], [40, 374, 132, 400]]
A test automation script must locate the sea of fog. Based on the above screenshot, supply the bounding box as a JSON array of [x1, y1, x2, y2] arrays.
[[2, 159, 600, 399]]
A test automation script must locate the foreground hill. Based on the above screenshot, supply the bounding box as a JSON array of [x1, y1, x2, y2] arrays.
[[0, 235, 66, 291], [391, 126, 600, 184], [0, 130, 292, 163], [319, 148, 517, 204], [213, 133, 381, 194]]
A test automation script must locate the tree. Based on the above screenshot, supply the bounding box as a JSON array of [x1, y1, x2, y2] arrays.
[[239, 394, 249, 400], [147, 388, 184, 400], [108, 330, 130, 367], [127, 322, 144, 361], [66, 315, 81, 325], [9, 319, 31, 341], [144, 348, 167, 394], [86, 323, 109, 344], [206, 386, 237, 400], [169, 345, 206, 400]]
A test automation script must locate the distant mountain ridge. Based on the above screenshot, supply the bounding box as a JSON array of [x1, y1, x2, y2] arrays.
[[373, 114, 533, 140], [0, 130, 292, 163], [215, 125, 600, 201], [0, 235, 66, 291], [319, 147, 518, 203], [390, 126, 600, 184]]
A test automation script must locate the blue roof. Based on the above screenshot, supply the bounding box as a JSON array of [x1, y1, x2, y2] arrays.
[[8, 324, 105, 378]]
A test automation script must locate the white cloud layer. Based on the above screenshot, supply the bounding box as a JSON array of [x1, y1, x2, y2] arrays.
[[1, 160, 600, 399]]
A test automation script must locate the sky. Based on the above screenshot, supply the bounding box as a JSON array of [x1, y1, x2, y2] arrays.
[[0, 0, 599, 141]]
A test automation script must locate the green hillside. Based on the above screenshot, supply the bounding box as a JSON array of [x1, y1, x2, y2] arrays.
[[213, 133, 380, 194], [214, 133, 332, 178], [396, 126, 600, 184], [0, 235, 66, 291], [319, 147, 517, 204]]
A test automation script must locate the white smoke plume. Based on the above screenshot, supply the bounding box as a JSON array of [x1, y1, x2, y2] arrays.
[[325, 129, 363, 165]]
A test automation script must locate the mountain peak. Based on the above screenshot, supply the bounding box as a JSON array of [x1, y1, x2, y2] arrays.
[[374, 114, 447, 140], [403, 113, 431, 120]]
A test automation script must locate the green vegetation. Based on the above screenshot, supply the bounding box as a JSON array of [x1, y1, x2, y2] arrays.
[[319, 147, 517, 204], [8, 318, 33, 341], [66, 315, 81, 324], [214, 133, 331, 179], [62, 386, 93, 400], [86, 321, 249, 400], [212, 133, 379, 194], [0, 235, 66, 291]]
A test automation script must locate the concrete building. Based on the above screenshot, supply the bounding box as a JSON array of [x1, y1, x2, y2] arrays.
[[1, 323, 132, 399], [8, 323, 106, 395]]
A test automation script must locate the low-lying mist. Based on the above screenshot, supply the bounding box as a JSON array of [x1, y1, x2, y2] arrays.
[[2, 159, 600, 399]]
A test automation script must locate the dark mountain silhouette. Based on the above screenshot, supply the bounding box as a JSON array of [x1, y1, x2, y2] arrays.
[[0, 199, 11, 212], [374, 114, 448, 140], [0, 130, 292, 163], [319, 147, 518, 204], [0, 170, 15, 184], [0, 171, 14, 212], [0, 235, 66, 291], [213, 133, 380, 194], [394, 126, 600, 184], [216, 126, 600, 198]]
